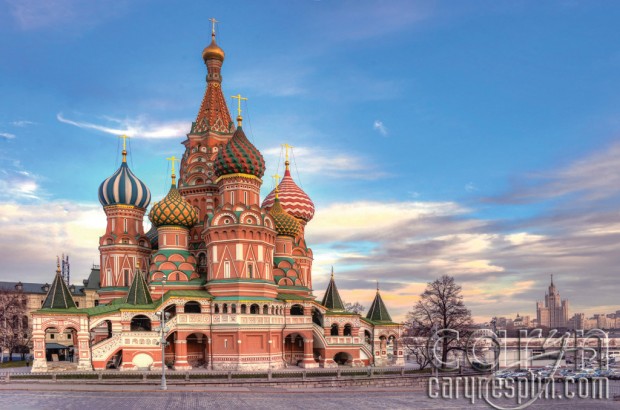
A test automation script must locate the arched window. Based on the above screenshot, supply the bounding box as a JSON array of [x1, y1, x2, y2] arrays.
[[330, 323, 339, 336], [231, 304, 237, 314], [184, 301, 201, 313], [263, 304, 269, 315], [240, 304, 247, 314], [290, 304, 304, 316], [343, 324, 352, 336], [250, 304, 259, 314], [223, 303, 228, 314], [214, 304, 220, 314]]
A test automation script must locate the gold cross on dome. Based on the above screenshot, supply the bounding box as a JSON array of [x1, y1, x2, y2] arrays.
[[272, 173, 281, 186], [119, 134, 130, 162], [166, 155, 180, 177], [231, 94, 248, 118], [282, 143, 294, 163], [209, 17, 219, 35], [119, 134, 130, 151]]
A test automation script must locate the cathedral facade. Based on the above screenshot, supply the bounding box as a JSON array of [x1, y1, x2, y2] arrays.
[[30, 29, 403, 372]]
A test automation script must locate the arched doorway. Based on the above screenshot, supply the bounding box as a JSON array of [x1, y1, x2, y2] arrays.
[[165, 332, 176, 368], [184, 301, 201, 313], [91, 320, 112, 344], [343, 324, 352, 336], [330, 323, 339, 336], [290, 304, 304, 315], [334, 352, 353, 366], [186, 333, 209, 368], [312, 308, 323, 326], [130, 315, 151, 331], [284, 333, 305, 366]]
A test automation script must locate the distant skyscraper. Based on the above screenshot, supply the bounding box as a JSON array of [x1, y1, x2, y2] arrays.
[[536, 275, 569, 328]]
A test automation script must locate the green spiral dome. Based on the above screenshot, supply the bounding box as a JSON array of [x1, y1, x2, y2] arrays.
[[269, 197, 301, 237], [149, 182, 198, 228]]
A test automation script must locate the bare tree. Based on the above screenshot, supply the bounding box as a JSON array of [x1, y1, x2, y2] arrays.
[[344, 301, 365, 315], [0, 287, 30, 361], [400, 336, 432, 370], [406, 275, 473, 370]]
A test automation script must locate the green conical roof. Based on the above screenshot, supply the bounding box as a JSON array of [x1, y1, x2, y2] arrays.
[[126, 271, 153, 305], [42, 271, 77, 310], [321, 268, 344, 311], [366, 289, 392, 322]]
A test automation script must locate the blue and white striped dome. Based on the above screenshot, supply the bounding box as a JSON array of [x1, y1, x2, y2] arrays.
[[98, 162, 151, 209]]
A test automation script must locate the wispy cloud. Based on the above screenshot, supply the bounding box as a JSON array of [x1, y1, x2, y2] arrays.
[[0, 200, 104, 282], [0, 133, 16, 140], [10, 120, 34, 127], [491, 140, 620, 204], [0, 169, 44, 200], [57, 113, 189, 139], [263, 146, 388, 180], [6, 0, 130, 31], [373, 120, 388, 136]]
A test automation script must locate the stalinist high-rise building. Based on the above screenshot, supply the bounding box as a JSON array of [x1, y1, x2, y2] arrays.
[[536, 275, 569, 328]]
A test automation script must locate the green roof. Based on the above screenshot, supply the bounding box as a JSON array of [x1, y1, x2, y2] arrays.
[[125, 272, 153, 305], [277, 293, 314, 301], [321, 273, 344, 311], [366, 290, 393, 322], [42, 272, 77, 310], [213, 296, 275, 302]]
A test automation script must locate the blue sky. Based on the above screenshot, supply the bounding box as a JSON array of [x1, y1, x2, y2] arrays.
[[1, 0, 620, 322]]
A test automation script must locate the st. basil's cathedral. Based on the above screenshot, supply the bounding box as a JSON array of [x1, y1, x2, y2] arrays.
[[30, 27, 403, 372]]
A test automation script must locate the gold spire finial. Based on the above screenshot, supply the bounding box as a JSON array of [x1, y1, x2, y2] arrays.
[[272, 173, 281, 199], [209, 17, 219, 36], [56, 256, 61, 274], [231, 94, 248, 126], [376, 280, 379, 293], [119, 134, 130, 163], [166, 156, 180, 183], [282, 143, 294, 169], [331, 266, 334, 278]]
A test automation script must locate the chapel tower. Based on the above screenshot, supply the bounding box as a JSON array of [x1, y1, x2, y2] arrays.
[[97, 137, 151, 303], [178, 21, 235, 275]]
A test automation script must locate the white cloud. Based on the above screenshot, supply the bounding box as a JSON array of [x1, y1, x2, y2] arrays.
[[0, 133, 16, 140], [57, 113, 189, 139], [373, 120, 388, 136], [0, 169, 43, 200]]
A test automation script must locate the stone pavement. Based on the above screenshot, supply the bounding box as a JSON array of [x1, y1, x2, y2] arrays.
[[0, 385, 618, 409]]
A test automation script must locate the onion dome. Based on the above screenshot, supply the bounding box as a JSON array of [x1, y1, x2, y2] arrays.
[[214, 125, 265, 178], [269, 194, 301, 237], [98, 148, 151, 209], [262, 161, 314, 222], [202, 32, 225, 62], [149, 176, 198, 229], [146, 224, 158, 248]]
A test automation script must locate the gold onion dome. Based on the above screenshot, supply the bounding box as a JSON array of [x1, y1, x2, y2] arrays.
[[149, 180, 198, 229], [202, 33, 225, 62], [269, 196, 301, 237]]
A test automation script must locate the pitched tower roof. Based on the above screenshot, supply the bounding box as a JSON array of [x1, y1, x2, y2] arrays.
[[366, 284, 393, 322], [42, 259, 77, 310], [193, 30, 233, 134], [321, 267, 345, 311], [125, 269, 153, 305], [262, 149, 315, 223]]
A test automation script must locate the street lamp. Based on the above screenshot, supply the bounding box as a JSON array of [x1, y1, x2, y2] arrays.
[[154, 280, 169, 391]]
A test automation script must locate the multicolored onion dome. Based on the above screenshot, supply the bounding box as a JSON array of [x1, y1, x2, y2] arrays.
[[262, 163, 315, 222], [214, 126, 265, 178], [98, 162, 151, 209], [149, 182, 198, 228], [202, 33, 225, 62], [269, 197, 301, 237], [146, 224, 158, 248]]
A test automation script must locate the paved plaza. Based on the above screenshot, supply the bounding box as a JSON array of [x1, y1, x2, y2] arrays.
[[0, 385, 618, 410]]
